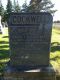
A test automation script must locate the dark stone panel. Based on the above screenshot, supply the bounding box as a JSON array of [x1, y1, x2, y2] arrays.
[[8, 13, 53, 69]]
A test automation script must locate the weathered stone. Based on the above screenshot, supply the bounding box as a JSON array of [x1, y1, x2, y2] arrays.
[[8, 13, 53, 69], [4, 68, 56, 80]]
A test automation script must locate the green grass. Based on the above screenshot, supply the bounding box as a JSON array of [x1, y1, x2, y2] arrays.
[[0, 28, 9, 71], [0, 27, 60, 74], [50, 27, 60, 75]]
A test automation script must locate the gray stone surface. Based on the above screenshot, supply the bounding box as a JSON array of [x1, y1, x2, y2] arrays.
[[4, 68, 56, 80], [8, 13, 53, 68]]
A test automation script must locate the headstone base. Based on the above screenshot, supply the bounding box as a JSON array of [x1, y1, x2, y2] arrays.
[[3, 67, 56, 80]]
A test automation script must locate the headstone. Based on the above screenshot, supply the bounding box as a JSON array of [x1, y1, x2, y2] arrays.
[[4, 13, 56, 80], [8, 13, 53, 70], [4, 69, 56, 80]]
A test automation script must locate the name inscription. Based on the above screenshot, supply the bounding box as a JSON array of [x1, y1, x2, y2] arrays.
[[9, 13, 52, 26]]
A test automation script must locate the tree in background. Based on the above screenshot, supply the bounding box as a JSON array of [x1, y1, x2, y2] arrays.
[[0, 0, 4, 16], [3, 0, 12, 22], [13, 0, 21, 12], [27, 0, 42, 12], [1, 0, 57, 22], [6, 0, 12, 14], [3, 0, 21, 22], [22, 0, 28, 12], [25, 0, 57, 15], [13, 0, 16, 12], [39, 0, 57, 14]]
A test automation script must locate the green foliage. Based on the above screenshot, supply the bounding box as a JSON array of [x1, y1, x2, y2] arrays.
[[50, 28, 60, 74], [40, 0, 57, 14], [3, 0, 21, 22], [22, 1, 28, 12], [27, 0, 57, 14], [6, 0, 12, 14], [0, 4, 4, 16], [2, 0, 13, 22], [14, 4, 21, 12], [27, 0, 42, 12], [2, 11, 8, 22], [0, 28, 9, 72], [13, 0, 21, 12], [0, 0, 4, 16]]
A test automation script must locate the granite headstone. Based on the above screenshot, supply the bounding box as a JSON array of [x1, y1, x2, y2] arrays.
[[8, 12, 53, 70], [3, 12, 56, 80]]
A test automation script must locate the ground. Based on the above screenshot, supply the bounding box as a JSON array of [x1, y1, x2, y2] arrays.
[[0, 27, 60, 75], [50, 27, 60, 75]]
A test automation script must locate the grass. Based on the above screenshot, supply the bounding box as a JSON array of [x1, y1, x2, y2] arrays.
[[0, 27, 60, 75], [50, 27, 60, 75], [0, 28, 9, 72]]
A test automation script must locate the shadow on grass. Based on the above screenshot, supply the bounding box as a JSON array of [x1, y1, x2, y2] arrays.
[[56, 76, 60, 80], [50, 56, 60, 61], [0, 41, 9, 44], [0, 34, 9, 59], [0, 45, 9, 48], [0, 49, 9, 75], [51, 46, 60, 52], [0, 49, 9, 59], [51, 42, 60, 52], [2, 36, 9, 38], [0, 32, 2, 34]]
